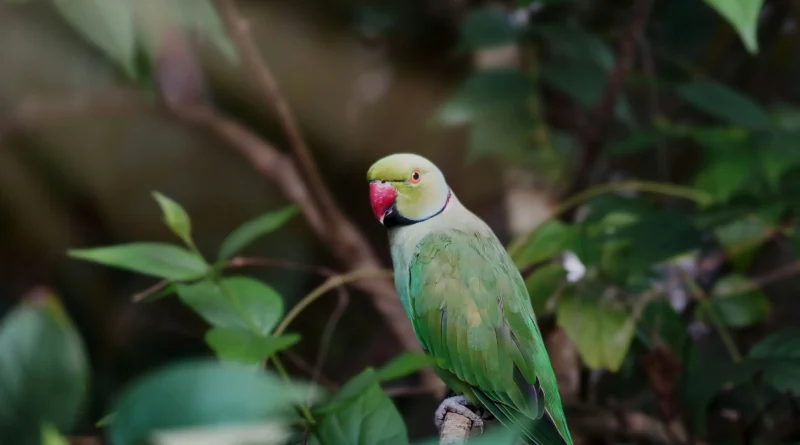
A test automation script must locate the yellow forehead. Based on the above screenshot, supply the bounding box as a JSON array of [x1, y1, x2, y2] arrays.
[[367, 153, 439, 181]]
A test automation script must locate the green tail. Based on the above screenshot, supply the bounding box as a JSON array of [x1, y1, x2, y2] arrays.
[[473, 388, 571, 445]]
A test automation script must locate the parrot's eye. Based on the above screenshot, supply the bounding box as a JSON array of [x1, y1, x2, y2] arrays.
[[409, 170, 421, 184]]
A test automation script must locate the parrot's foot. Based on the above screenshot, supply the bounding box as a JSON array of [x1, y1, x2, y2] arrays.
[[434, 395, 484, 434]]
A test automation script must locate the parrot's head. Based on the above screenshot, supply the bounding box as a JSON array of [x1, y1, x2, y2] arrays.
[[367, 153, 451, 228]]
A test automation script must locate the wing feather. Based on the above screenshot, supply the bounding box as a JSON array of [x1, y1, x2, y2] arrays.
[[407, 229, 573, 445]]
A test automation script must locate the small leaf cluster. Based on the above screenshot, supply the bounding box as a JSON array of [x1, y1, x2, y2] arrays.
[[63, 192, 452, 444]]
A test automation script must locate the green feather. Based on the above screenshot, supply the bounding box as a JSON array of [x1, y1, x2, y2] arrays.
[[399, 229, 573, 445]]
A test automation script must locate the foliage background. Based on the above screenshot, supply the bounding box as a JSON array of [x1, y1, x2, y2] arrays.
[[0, 0, 798, 444]]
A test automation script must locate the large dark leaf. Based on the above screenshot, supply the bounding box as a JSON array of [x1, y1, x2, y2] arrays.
[[107, 359, 318, 445], [682, 347, 756, 434], [456, 6, 518, 51], [313, 369, 408, 445], [747, 328, 800, 394], [676, 81, 771, 128], [516, 220, 574, 266], [0, 290, 89, 444], [607, 211, 704, 273]]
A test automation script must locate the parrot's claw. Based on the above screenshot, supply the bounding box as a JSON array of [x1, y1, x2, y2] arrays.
[[434, 395, 484, 434]]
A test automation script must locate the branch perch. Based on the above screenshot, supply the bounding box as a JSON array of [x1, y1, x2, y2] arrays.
[[439, 413, 473, 444], [435, 402, 701, 445]]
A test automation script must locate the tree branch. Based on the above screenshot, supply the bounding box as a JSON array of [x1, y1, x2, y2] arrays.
[[207, 0, 444, 391], [434, 403, 699, 445], [210, 0, 339, 224], [439, 413, 473, 444], [565, 0, 654, 199]]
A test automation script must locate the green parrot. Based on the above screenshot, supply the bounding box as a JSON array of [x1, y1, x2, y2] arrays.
[[367, 153, 573, 445]]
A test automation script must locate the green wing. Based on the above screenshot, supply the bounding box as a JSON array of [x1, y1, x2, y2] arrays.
[[407, 229, 573, 445]]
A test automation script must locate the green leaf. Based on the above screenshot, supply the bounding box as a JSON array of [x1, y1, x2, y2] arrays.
[[608, 130, 672, 156], [525, 262, 567, 315], [675, 81, 771, 128], [431, 67, 546, 160], [690, 129, 755, 204], [703, 0, 764, 53], [696, 275, 771, 328], [313, 368, 379, 415], [376, 352, 438, 381], [556, 290, 636, 371], [539, 57, 634, 125], [432, 68, 532, 124], [176, 276, 284, 334], [693, 159, 751, 204], [757, 142, 800, 190], [456, 6, 518, 52], [96, 413, 116, 427], [217, 206, 299, 261], [314, 369, 408, 445], [68, 243, 208, 281], [535, 25, 614, 71], [639, 299, 688, 355], [314, 354, 436, 417], [205, 328, 300, 365], [516, 220, 573, 266], [53, 0, 137, 77], [682, 348, 756, 433], [0, 291, 89, 444], [607, 211, 704, 273], [41, 424, 70, 445], [713, 215, 774, 271], [152, 191, 193, 247], [107, 359, 318, 445], [747, 328, 800, 394]]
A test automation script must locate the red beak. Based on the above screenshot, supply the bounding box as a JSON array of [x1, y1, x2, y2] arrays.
[[369, 181, 397, 223]]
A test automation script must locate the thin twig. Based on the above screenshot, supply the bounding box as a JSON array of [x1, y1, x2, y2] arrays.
[[211, 0, 339, 223], [274, 268, 393, 336], [131, 279, 170, 303], [313, 287, 350, 391], [716, 261, 800, 296], [281, 350, 339, 391]]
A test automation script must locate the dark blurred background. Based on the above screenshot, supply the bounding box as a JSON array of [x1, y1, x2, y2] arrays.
[[1, 0, 800, 444]]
